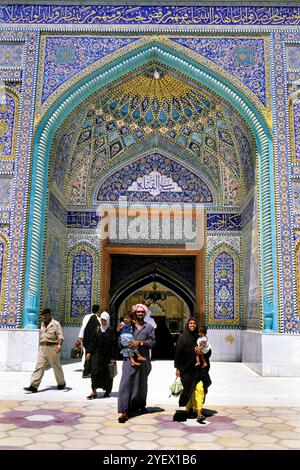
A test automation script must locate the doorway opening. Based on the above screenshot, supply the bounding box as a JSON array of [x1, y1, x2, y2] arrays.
[[106, 250, 200, 359], [119, 280, 192, 359]]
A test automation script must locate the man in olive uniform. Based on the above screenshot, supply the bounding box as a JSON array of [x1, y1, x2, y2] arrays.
[[24, 308, 66, 393]]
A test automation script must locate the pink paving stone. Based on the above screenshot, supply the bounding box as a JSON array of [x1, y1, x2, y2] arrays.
[[0, 408, 83, 428], [157, 413, 237, 433]]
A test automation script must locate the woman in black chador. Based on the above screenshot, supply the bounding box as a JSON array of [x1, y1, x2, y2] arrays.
[[174, 317, 212, 423], [83, 311, 117, 399]]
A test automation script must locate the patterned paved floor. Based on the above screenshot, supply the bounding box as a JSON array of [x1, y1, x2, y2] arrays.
[[0, 399, 300, 450], [1, 361, 300, 451]]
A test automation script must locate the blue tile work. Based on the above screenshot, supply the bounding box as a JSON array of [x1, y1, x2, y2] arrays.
[[0, 178, 11, 210], [293, 181, 300, 214], [49, 192, 66, 225], [41, 36, 138, 103], [96, 152, 214, 204], [274, 32, 300, 333], [42, 229, 65, 322], [67, 211, 100, 229], [0, 43, 23, 67], [0, 161, 14, 174], [52, 120, 81, 192], [286, 45, 300, 70], [0, 7, 297, 337], [0, 240, 4, 299], [213, 251, 235, 320], [0, 30, 39, 328], [172, 37, 267, 106], [207, 213, 241, 231], [70, 248, 93, 318], [0, 92, 17, 157], [1, 5, 300, 26], [241, 197, 254, 229], [110, 254, 195, 289], [292, 97, 300, 160], [207, 243, 240, 327]]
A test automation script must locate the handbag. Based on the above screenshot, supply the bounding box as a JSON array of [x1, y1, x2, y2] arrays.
[[169, 377, 183, 397], [108, 360, 118, 379]]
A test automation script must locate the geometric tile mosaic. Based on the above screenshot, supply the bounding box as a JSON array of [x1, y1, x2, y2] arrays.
[[0, 43, 23, 67], [41, 36, 138, 103], [171, 37, 267, 106]]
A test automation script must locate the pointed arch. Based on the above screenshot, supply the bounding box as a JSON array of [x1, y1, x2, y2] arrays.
[[65, 243, 100, 325], [109, 261, 195, 318], [23, 41, 278, 333], [207, 243, 241, 328], [92, 147, 218, 205]]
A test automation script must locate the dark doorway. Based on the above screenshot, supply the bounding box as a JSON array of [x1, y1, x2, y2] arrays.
[[109, 254, 196, 359], [151, 315, 175, 360]]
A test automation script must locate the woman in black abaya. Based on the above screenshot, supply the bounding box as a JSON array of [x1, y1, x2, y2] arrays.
[[83, 311, 117, 399], [174, 317, 211, 423]]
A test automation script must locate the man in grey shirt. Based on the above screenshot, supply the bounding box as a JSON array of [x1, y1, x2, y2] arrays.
[[118, 304, 156, 423]]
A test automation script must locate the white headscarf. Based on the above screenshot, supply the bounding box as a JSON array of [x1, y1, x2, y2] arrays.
[[100, 311, 110, 332], [144, 309, 157, 329]]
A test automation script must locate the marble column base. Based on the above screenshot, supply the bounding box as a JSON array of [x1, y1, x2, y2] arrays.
[[0, 329, 39, 371], [242, 330, 300, 376]]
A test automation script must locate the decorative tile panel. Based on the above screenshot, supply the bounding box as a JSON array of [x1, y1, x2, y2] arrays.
[[42, 225, 65, 323], [67, 232, 100, 251], [293, 180, 300, 214], [0, 238, 4, 310], [0, 160, 14, 174], [208, 245, 240, 327], [96, 152, 214, 204], [1, 30, 39, 328], [286, 44, 300, 70], [0, 43, 23, 68], [172, 37, 267, 106], [0, 210, 9, 224], [274, 32, 300, 333], [0, 90, 18, 158], [242, 194, 261, 330], [49, 192, 66, 225], [65, 244, 99, 324], [0, 177, 11, 209], [295, 241, 300, 321], [1, 5, 300, 26], [290, 95, 300, 161], [41, 36, 137, 103], [0, 233, 8, 313], [207, 213, 241, 231], [67, 211, 100, 229], [206, 235, 241, 255]]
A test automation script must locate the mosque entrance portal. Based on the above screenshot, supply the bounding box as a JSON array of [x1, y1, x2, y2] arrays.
[[105, 249, 202, 359]]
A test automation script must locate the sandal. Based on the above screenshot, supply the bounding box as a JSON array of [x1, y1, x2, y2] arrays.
[[196, 414, 206, 423], [87, 393, 97, 400], [118, 412, 128, 423]]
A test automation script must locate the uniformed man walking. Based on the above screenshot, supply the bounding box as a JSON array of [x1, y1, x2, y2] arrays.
[[24, 308, 66, 393]]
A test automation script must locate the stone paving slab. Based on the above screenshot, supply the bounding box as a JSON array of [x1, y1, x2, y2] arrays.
[[0, 361, 300, 452], [0, 399, 299, 450]]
